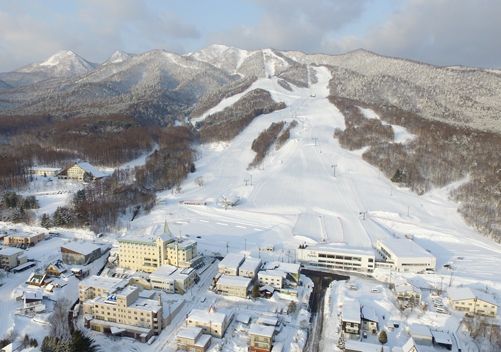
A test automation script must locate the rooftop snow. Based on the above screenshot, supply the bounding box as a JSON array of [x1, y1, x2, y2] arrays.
[[430, 330, 452, 345], [304, 243, 375, 257], [0, 247, 24, 256], [249, 323, 275, 338], [409, 323, 432, 338], [344, 340, 389, 352], [447, 286, 497, 306], [258, 270, 286, 279], [239, 257, 262, 273], [217, 274, 252, 288], [342, 299, 361, 324], [263, 261, 300, 274], [188, 309, 227, 325], [61, 241, 100, 256], [149, 265, 178, 279], [377, 238, 434, 259], [76, 162, 107, 178], [5, 232, 44, 239], [218, 252, 245, 270], [79, 275, 129, 292], [177, 326, 202, 340], [361, 306, 378, 322]]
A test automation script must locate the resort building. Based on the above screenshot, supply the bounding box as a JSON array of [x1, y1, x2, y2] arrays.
[[297, 243, 376, 274], [0, 247, 27, 270], [447, 287, 497, 317], [176, 327, 211, 352], [186, 308, 230, 338], [118, 233, 201, 273], [61, 242, 102, 265], [218, 252, 245, 276], [215, 274, 252, 298], [57, 161, 106, 181], [375, 238, 436, 273], [82, 283, 163, 342], [79, 275, 129, 302], [149, 265, 198, 294], [3, 232, 45, 247], [248, 323, 276, 352]]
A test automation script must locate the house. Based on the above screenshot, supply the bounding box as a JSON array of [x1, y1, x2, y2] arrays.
[[46, 260, 67, 277], [216, 274, 252, 298], [430, 330, 452, 350], [447, 287, 497, 317], [0, 247, 27, 270], [57, 161, 107, 181], [149, 265, 198, 294], [29, 166, 60, 177], [26, 272, 48, 287], [186, 308, 230, 338], [341, 299, 361, 335], [258, 270, 284, 290], [376, 238, 436, 273], [393, 280, 422, 308], [82, 283, 163, 342], [61, 242, 102, 265], [218, 252, 245, 276], [409, 324, 432, 346], [238, 257, 262, 279], [249, 323, 276, 352], [361, 306, 378, 334], [0, 342, 21, 352], [400, 337, 419, 352], [345, 340, 390, 352], [262, 261, 301, 285], [118, 233, 201, 273], [3, 232, 45, 247], [176, 327, 211, 352]]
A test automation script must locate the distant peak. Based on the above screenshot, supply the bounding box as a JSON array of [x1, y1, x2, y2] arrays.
[[40, 50, 81, 66], [107, 50, 132, 64]]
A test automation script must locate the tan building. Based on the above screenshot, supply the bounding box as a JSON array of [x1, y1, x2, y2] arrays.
[[238, 257, 262, 279], [448, 287, 497, 317], [149, 265, 198, 294], [186, 308, 230, 338], [218, 252, 245, 276], [393, 279, 422, 309], [258, 270, 284, 290], [81, 278, 163, 342], [249, 323, 275, 352], [176, 327, 211, 352], [79, 275, 129, 302], [0, 247, 27, 270], [118, 234, 200, 273], [3, 232, 45, 247], [216, 274, 251, 298], [57, 161, 106, 181], [61, 242, 102, 265]]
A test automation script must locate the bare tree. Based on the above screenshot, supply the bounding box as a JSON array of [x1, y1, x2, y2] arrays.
[[50, 297, 71, 340]]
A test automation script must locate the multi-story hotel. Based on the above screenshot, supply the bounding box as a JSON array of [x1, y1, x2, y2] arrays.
[[118, 233, 201, 273], [375, 238, 436, 273], [80, 276, 163, 342]]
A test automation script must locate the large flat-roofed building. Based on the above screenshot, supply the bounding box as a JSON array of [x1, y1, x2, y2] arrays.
[[447, 287, 497, 317], [249, 323, 276, 352], [238, 257, 262, 279], [297, 244, 376, 274], [149, 265, 198, 294], [3, 232, 45, 247], [176, 327, 211, 352], [216, 274, 252, 298], [0, 247, 27, 270], [118, 233, 201, 273], [61, 242, 102, 265], [218, 253, 245, 276], [341, 299, 361, 335], [79, 275, 129, 301], [82, 284, 163, 342], [376, 238, 436, 273], [186, 308, 230, 338]]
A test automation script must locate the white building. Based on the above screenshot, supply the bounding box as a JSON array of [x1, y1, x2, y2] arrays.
[[0, 247, 27, 270], [149, 265, 198, 294], [218, 253, 245, 276], [342, 299, 361, 335], [29, 166, 60, 177], [258, 270, 285, 290], [186, 308, 230, 338], [176, 326, 211, 352], [297, 243, 376, 274], [376, 238, 436, 273], [238, 257, 262, 279], [447, 287, 497, 317], [216, 274, 252, 298]]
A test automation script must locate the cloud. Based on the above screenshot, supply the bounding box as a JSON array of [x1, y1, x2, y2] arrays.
[[0, 0, 200, 71], [209, 0, 369, 52]]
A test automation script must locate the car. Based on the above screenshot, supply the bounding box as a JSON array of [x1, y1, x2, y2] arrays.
[[371, 288, 380, 293], [363, 332, 368, 338], [196, 235, 202, 239]]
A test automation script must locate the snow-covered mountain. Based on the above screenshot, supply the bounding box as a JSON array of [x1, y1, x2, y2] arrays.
[[0, 45, 500, 132]]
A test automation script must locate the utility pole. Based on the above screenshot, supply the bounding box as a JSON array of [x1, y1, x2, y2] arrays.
[[226, 242, 229, 254], [244, 239, 247, 252], [331, 164, 337, 177]]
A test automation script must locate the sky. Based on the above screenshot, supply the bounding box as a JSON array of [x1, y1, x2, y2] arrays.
[[1, 0, 501, 71]]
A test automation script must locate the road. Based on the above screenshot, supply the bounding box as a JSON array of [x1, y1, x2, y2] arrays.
[[302, 269, 349, 352]]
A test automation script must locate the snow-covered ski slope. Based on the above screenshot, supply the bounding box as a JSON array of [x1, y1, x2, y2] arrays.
[[131, 66, 501, 283]]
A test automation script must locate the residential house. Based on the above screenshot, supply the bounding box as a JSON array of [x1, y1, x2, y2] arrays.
[[249, 323, 276, 352], [176, 327, 211, 352]]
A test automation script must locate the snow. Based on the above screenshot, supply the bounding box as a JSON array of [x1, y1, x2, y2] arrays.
[[359, 106, 416, 144], [218, 253, 245, 271], [177, 326, 202, 340], [377, 237, 435, 259], [447, 286, 496, 305], [342, 299, 361, 323], [40, 50, 79, 66], [0, 247, 24, 256], [217, 274, 252, 288], [249, 323, 275, 337], [188, 308, 227, 326], [60, 241, 101, 256]]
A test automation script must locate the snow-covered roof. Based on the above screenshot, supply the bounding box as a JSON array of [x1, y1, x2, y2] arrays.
[[217, 274, 252, 288], [401, 337, 418, 352], [188, 309, 227, 325], [361, 306, 378, 322], [61, 241, 101, 256], [30, 166, 61, 171], [258, 270, 286, 279], [79, 275, 129, 293], [236, 313, 251, 324], [23, 290, 43, 301], [167, 239, 197, 249], [263, 261, 300, 274], [149, 265, 178, 280], [344, 340, 389, 352], [303, 243, 375, 257], [249, 323, 275, 338], [342, 299, 361, 324], [177, 326, 202, 341], [218, 252, 245, 270], [0, 247, 24, 256], [239, 257, 262, 273], [448, 287, 497, 306], [377, 238, 434, 259], [5, 232, 43, 239], [430, 330, 452, 345], [256, 316, 279, 326], [75, 162, 107, 178], [409, 323, 432, 339]]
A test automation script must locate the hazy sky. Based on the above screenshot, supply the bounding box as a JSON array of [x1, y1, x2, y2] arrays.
[[1, 0, 500, 71]]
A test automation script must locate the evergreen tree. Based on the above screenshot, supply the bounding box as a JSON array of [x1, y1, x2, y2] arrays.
[[70, 330, 99, 352], [41, 213, 52, 229], [379, 330, 388, 344]]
